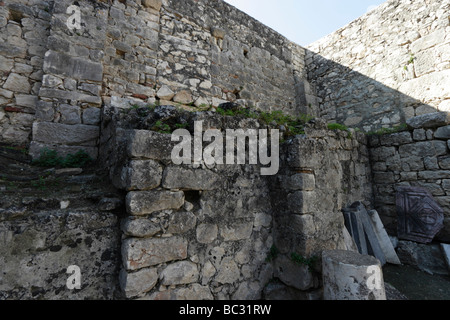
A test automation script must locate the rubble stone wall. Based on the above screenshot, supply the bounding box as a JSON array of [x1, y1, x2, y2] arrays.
[[307, 0, 450, 132], [369, 115, 450, 242], [1, 0, 314, 154], [100, 104, 373, 299]]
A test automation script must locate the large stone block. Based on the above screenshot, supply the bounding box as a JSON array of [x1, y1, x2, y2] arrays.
[[274, 255, 314, 291], [399, 70, 450, 103], [122, 236, 187, 271], [32, 122, 99, 146], [127, 130, 176, 160], [123, 160, 163, 191], [398, 140, 448, 158], [406, 112, 450, 129], [160, 261, 199, 286], [434, 125, 450, 140], [3, 73, 30, 93], [120, 217, 161, 238], [126, 190, 184, 216], [162, 166, 220, 191], [322, 250, 386, 300], [43, 50, 103, 82], [119, 267, 158, 298], [219, 221, 253, 241]]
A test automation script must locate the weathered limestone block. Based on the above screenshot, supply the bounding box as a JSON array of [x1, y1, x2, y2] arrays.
[[219, 220, 253, 241], [434, 125, 450, 139], [398, 140, 448, 158], [156, 85, 175, 100], [160, 261, 199, 286], [214, 257, 240, 284], [59, 104, 81, 124], [3, 73, 31, 93], [196, 223, 218, 244], [123, 160, 163, 191], [82, 107, 101, 125], [280, 172, 315, 191], [119, 267, 158, 298], [439, 156, 450, 170], [127, 130, 175, 160], [121, 217, 161, 238], [32, 122, 99, 146], [15, 94, 38, 109], [39, 88, 102, 105], [122, 236, 187, 271], [322, 250, 386, 300], [162, 166, 220, 191], [43, 50, 103, 82], [142, 0, 162, 11], [287, 191, 317, 214], [173, 90, 193, 105], [379, 131, 412, 146], [406, 112, 450, 129], [126, 190, 184, 216], [274, 255, 314, 291], [166, 211, 197, 234], [410, 28, 446, 53]]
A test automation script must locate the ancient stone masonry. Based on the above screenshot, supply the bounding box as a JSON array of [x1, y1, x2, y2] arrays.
[[0, 0, 52, 145], [98, 103, 373, 299], [1, 0, 450, 300], [1, 0, 316, 157], [307, 0, 450, 132], [369, 113, 450, 242]]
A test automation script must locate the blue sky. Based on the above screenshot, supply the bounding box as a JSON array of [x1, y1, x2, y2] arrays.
[[224, 0, 387, 46]]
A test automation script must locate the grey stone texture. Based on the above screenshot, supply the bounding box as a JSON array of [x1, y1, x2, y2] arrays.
[[307, 0, 450, 132], [99, 105, 373, 300], [370, 124, 450, 242]]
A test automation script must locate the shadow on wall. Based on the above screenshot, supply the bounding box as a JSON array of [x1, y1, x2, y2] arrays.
[[305, 47, 450, 133], [304, 49, 450, 242]]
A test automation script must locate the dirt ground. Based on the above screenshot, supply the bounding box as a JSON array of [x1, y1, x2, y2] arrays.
[[383, 264, 450, 300]]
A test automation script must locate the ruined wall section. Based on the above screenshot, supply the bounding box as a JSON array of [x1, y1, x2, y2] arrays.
[[157, 0, 313, 116], [369, 115, 450, 242], [307, 0, 450, 132], [0, 0, 52, 145], [269, 120, 373, 298], [1, 0, 315, 154]]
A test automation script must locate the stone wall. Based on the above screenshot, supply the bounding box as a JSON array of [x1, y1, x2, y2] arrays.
[[307, 0, 450, 132], [1, 0, 315, 156], [99, 103, 373, 299], [269, 119, 373, 298], [0, 0, 52, 145], [369, 113, 450, 242], [0, 160, 122, 299]]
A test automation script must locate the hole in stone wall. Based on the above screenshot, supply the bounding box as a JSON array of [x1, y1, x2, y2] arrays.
[[243, 49, 249, 58], [116, 49, 126, 59], [184, 190, 201, 208], [9, 9, 24, 24]]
